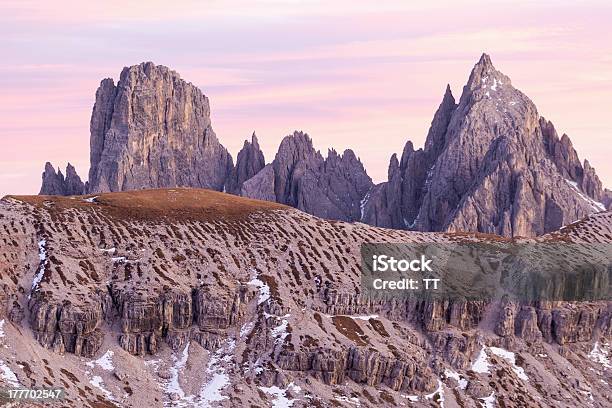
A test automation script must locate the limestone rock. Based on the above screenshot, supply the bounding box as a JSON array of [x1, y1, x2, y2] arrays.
[[362, 85, 456, 228], [2, 188, 612, 406], [64, 164, 87, 195], [365, 53, 608, 237], [240, 164, 275, 201], [242, 131, 373, 221], [604, 189, 612, 210], [87, 62, 233, 193], [39, 163, 66, 195], [39, 162, 85, 196], [226, 132, 265, 194]]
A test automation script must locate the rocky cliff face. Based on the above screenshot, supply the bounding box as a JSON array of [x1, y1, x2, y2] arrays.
[[39, 162, 86, 196], [241, 131, 373, 222], [541, 118, 604, 201], [364, 54, 607, 237], [86, 62, 233, 193], [605, 189, 612, 210], [362, 85, 457, 228], [36, 58, 608, 237], [1, 189, 610, 407], [225, 132, 265, 194], [38, 63, 373, 225]]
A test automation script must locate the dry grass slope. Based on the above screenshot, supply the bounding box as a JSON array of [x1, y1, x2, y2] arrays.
[[9, 188, 288, 222]]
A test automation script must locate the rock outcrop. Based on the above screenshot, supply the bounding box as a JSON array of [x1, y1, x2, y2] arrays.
[[36, 58, 608, 237], [226, 132, 265, 194], [541, 118, 604, 200], [39, 162, 86, 196], [87, 62, 233, 193], [1, 189, 611, 407], [604, 189, 612, 210], [242, 131, 373, 221], [362, 85, 457, 228], [364, 54, 607, 237], [240, 164, 275, 201]]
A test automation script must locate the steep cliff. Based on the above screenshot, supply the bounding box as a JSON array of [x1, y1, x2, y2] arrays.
[[365, 54, 607, 237], [35, 58, 608, 236], [605, 189, 612, 210], [225, 132, 266, 194], [241, 131, 373, 222], [362, 85, 457, 228], [86, 62, 233, 193], [39, 162, 86, 196]]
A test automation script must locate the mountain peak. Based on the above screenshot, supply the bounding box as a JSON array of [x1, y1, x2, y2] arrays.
[[477, 52, 493, 68], [466, 53, 511, 93]]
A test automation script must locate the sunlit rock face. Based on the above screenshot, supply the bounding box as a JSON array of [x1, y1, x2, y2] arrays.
[[364, 54, 607, 237], [87, 62, 233, 193]]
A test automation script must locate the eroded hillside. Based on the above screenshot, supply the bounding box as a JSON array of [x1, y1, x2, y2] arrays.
[[0, 189, 610, 407]]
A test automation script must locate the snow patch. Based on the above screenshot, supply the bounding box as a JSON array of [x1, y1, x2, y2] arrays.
[[401, 394, 419, 402], [83, 196, 98, 203], [490, 78, 503, 91], [271, 318, 290, 345], [424, 379, 444, 406], [29, 239, 47, 299], [260, 383, 302, 408], [194, 338, 236, 407], [101, 247, 116, 254], [162, 342, 191, 406], [471, 347, 490, 373], [444, 369, 468, 390], [86, 350, 115, 371], [480, 392, 496, 408], [329, 314, 378, 321], [588, 342, 611, 369], [0, 320, 5, 338], [90, 375, 115, 401], [248, 275, 270, 305], [240, 322, 255, 338], [0, 359, 20, 387], [565, 179, 606, 212], [360, 189, 372, 221], [489, 347, 528, 381]]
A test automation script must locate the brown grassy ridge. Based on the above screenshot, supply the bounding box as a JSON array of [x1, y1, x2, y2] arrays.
[[7, 188, 289, 222]]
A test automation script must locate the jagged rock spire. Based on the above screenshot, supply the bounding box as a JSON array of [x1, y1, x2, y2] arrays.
[[226, 132, 266, 194], [365, 53, 608, 237], [39, 162, 85, 196], [241, 130, 373, 221]]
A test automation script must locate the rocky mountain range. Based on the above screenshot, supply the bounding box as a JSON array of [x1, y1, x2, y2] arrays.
[[362, 54, 608, 236], [38, 56, 610, 237], [1, 188, 611, 407], [241, 131, 372, 221]]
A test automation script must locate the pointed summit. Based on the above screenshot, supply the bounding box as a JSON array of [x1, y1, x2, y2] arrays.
[[477, 52, 493, 68], [226, 132, 266, 194], [424, 85, 457, 157], [443, 83, 453, 98], [465, 53, 511, 94], [250, 131, 260, 149], [39, 162, 85, 195]]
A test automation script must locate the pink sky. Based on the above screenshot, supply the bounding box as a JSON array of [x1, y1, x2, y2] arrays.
[[1, 0, 611, 197]]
